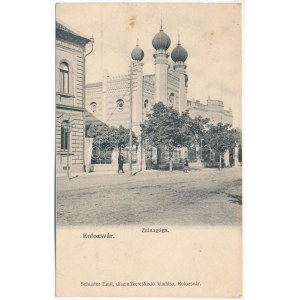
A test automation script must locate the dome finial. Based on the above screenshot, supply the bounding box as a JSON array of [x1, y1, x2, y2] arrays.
[[131, 39, 144, 61], [152, 20, 171, 50], [171, 35, 188, 63]]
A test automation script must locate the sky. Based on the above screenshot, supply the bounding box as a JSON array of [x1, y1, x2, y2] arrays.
[[56, 3, 242, 128]]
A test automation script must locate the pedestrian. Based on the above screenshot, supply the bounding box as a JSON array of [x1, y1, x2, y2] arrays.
[[183, 158, 189, 173], [118, 153, 125, 174]]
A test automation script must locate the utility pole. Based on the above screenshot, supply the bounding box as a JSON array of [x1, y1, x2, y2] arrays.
[[65, 117, 72, 179], [67, 140, 70, 179], [129, 62, 133, 176], [200, 138, 204, 161]]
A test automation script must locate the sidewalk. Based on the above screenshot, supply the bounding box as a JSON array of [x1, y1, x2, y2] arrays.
[[56, 167, 158, 178], [56, 164, 240, 178]]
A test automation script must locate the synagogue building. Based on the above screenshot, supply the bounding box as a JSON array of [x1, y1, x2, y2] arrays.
[[85, 24, 233, 134]]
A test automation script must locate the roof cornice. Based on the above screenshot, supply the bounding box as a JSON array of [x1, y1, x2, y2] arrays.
[[56, 20, 91, 46]]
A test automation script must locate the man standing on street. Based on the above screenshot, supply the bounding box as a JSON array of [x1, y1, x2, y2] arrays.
[[118, 153, 125, 174]]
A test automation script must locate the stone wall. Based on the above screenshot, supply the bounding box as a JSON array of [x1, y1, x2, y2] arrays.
[[56, 108, 84, 173]]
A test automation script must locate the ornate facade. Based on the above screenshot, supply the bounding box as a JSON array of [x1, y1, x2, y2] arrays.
[[56, 20, 93, 173], [84, 23, 237, 169], [85, 24, 233, 134]]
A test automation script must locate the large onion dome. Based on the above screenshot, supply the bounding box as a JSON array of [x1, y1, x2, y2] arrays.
[[171, 40, 188, 63], [152, 25, 171, 51], [131, 40, 144, 61]]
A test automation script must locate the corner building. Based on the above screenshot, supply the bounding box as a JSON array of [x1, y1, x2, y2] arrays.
[[56, 21, 93, 173]]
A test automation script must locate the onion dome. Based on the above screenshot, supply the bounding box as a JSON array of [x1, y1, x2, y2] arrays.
[[131, 39, 144, 61], [171, 38, 188, 63], [152, 23, 171, 51]]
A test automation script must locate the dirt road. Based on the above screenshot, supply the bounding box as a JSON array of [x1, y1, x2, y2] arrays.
[[56, 168, 242, 226]]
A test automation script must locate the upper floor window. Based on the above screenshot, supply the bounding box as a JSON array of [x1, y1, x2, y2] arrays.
[[60, 62, 69, 94], [90, 102, 97, 112], [144, 99, 149, 111], [116, 99, 124, 111], [169, 93, 174, 107]]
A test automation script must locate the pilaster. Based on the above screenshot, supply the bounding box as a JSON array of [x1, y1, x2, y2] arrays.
[[131, 61, 144, 136], [174, 62, 187, 114], [154, 50, 169, 105], [102, 69, 109, 122]]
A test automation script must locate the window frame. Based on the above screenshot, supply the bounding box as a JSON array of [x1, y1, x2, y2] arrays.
[[61, 121, 70, 151], [59, 62, 69, 94], [144, 99, 149, 111]]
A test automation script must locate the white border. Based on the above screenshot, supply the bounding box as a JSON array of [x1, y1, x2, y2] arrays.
[[1, 0, 300, 299]]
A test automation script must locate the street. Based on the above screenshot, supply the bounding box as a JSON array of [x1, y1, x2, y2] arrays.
[[56, 167, 242, 226]]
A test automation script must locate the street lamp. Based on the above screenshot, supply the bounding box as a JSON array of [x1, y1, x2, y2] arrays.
[[129, 62, 133, 176], [65, 122, 72, 179]]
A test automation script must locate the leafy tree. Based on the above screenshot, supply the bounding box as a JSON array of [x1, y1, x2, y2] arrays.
[[86, 123, 115, 150], [112, 125, 138, 152], [140, 102, 241, 170], [86, 123, 137, 154], [205, 123, 238, 169], [141, 102, 185, 171], [186, 114, 210, 150]]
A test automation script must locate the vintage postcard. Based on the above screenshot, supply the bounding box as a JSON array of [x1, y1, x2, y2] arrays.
[[55, 2, 242, 297]]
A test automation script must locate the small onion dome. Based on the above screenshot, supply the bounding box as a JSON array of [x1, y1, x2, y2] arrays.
[[152, 25, 171, 51], [185, 74, 189, 84], [131, 42, 144, 61], [171, 41, 188, 63]]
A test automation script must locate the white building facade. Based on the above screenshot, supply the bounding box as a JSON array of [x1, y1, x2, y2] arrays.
[[86, 24, 232, 130], [85, 24, 235, 168]]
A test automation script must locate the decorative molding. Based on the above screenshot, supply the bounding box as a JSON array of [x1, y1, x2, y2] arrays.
[[56, 104, 86, 112], [56, 40, 83, 54], [56, 92, 75, 98]]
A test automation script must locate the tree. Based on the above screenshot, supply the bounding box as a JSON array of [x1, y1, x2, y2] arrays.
[[187, 114, 210, 157], [86, 122, 115, 150], [205, 123, 238, 169], [86, 123, 138, 154], [112, 125, 138, 153], [141, 102, 242, 170], [141, 102, 187, 171]]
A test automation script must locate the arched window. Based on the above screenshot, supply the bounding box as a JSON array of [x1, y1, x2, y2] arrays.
[[144, 99, 149, 111], [90, 102, 97, 112], [61, 120, 70, 151], [116, 99, 124, 111], [60, 62, 69, 94], [169, 93, 175, 107]]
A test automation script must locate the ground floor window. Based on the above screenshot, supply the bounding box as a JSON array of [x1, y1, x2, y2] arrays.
[[61, 120, 70, 151]]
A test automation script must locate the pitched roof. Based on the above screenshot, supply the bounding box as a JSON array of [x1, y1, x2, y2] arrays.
[[56, 19, 92, 45]]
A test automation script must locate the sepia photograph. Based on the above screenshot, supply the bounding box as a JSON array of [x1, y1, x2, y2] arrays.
[[4, 1, 300, 299], [55, 2, 242, 297]]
